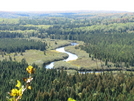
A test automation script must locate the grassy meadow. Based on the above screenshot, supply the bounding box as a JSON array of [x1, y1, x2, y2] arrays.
[[42, 38, 72, 50], [0, 39, 71, 67], [0, 49, 68, 67]]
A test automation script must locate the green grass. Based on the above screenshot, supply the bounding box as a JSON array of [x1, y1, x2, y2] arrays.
[[0, 49, 68, 67], [42, 38, 72, 50], [54, 61, 78, 69]]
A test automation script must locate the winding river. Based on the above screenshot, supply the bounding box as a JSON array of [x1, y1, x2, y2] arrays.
[[45, 43, 78, 69]]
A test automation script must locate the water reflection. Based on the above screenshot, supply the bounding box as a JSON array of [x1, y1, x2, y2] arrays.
[[78, 71, 102, 74]]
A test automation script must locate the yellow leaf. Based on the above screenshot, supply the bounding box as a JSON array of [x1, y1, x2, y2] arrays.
[[27, 86, 32, 90], [67, 98, 76, 101], [26, 65, 35, 74], [16, 80, 21, 88], [10, 89, 19, 96]]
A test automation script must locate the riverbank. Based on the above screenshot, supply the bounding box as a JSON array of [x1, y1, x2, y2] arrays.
[[64, 45, 118, 71], [64, 45, 103, 69]]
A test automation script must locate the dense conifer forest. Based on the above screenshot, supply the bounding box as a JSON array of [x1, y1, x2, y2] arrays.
[[1, 11, 134, 100], [1, 60, 134, 101], [0, 39, 46, 53]]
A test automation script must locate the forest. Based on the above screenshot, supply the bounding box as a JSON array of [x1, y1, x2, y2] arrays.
[[0, 39, 46, 53], [1, 60, 134, 101], [1, 11, 134, 100]]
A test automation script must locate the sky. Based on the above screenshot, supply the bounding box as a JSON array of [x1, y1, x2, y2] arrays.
[[0, 0, 134, 12]]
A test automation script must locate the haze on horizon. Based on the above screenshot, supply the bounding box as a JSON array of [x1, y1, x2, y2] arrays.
[[0, 0, 134, 12]]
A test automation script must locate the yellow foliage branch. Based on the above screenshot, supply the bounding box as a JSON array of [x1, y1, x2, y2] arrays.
[[7, 65, 35, 101]]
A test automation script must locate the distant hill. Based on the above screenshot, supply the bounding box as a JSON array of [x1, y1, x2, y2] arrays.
[[0, 11, 29, 18], [0, 10, 128, 18]]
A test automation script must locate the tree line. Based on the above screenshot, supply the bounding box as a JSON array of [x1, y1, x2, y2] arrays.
[[0, 39, 46, 53]]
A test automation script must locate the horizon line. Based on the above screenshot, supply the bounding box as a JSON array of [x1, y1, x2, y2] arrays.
[[0, 10, 132, 13]]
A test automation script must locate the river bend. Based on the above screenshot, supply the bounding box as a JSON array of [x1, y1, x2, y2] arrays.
[[45, 43, 78, 69]]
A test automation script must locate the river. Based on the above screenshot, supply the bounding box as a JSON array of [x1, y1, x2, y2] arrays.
[[45, 43, 103, 74], [45, 43, 78, 69]]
